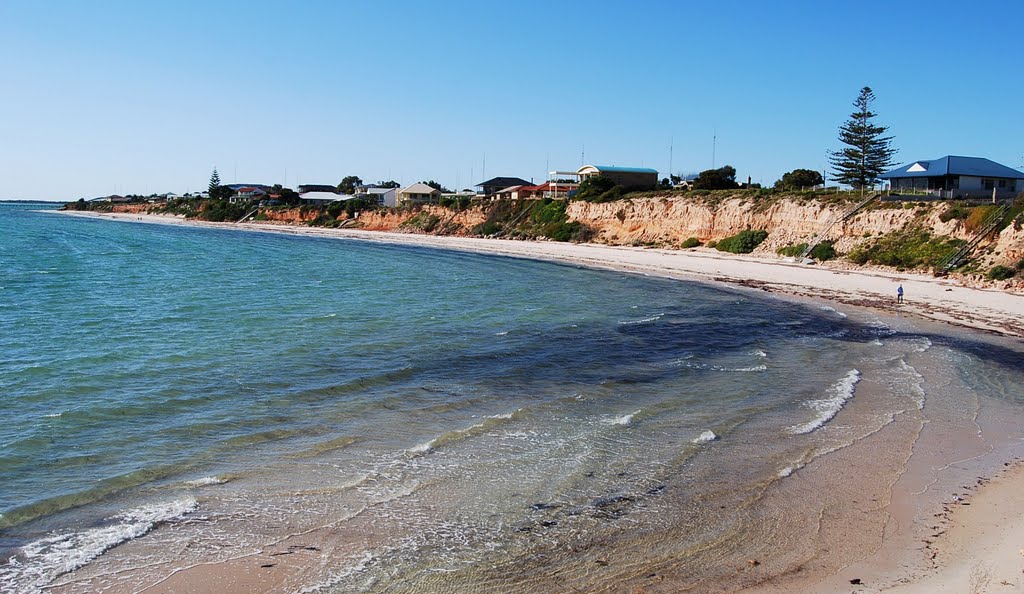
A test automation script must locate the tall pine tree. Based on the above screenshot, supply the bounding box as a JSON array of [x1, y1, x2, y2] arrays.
[[829, 87, 896, 189], [208, 168, 221, 194]]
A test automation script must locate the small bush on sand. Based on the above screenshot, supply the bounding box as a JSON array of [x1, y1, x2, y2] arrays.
[[681, 237, 702, 249], [715, 230, 768, 254]]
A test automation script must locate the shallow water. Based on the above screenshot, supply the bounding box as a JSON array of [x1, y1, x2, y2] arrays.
[[2, 205, 1023, 593]]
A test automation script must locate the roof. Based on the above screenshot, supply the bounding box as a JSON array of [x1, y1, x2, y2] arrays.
[[578, 165, 659, 174], [880, 156, 1024, 180], [226, 183, 270, 191], [297, 184, 339, 193], [299, 191, 343, 202], [530, 182, 578, 191], [400, 183, 441, 195], [476, 176, 532, 188], [495, 185, 523, 193]]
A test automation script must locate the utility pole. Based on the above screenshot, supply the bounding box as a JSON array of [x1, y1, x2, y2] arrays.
[[711, 131, 716, 169], [669, 137, 674, 181]]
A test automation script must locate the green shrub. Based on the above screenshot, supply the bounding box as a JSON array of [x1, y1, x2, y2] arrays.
[[777, 243, 808, 257], [715, 230, 768, 254], [706, 240, 717, 249], [848, 228, 963, 269], [939, 204, 970, 223], [573, 176, 617, 201], [405, 213, 441, 232], [988, 265, 1016, 280], [531, 199, 567, 225], [473, 221, 502, 236], [809, 241, 837, 261], [681, 237, 702, 248], [196, 199, 247, 222], [548, 222, 582, 242], [1016, 258, 1024, 271]]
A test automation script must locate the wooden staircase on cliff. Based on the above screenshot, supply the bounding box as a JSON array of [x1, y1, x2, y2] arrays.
[[934, 204, 1010, 272], [798, 193, 880, 260], [493, 202, 537, 237], [236, 207, 260, 223]]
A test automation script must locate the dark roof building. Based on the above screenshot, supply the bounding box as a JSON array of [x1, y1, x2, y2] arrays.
[[226, 183, 271, 191], [297, 184, 339, 194], [880, 156, 1024, 199], [476, 176, 532, 196]]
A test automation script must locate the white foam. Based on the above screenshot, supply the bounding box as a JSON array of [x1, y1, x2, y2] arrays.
[[606, 410, 641, 426], [0, 497, 197, 592], [295, 551, 375, 594], [727, 365, 767, 373], [42, 410, 66, 418], [494, 331, 509, 336], [912, 337, 933, 352], [184, 476, 226, 487], [818, 305, 848, 318], [407, 440, 434, 455], [618, 313, 664, 325], [751, 349, 768, 358], [692, 430, 717, 444], [787, 370, 861, 435], [899, 359, 926, 410]]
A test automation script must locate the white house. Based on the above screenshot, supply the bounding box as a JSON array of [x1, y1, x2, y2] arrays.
[[357, 186, 398, 207], [397, 183, 442, 206], [880, 156, 1024, 199]]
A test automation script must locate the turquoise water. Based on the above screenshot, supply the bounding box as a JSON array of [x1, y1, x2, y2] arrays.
[[2, 204, 1023, 592]]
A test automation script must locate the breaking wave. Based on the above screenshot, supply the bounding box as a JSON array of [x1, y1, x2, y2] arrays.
[[787, 370, 861, 435], [0, 497, 197, 593]]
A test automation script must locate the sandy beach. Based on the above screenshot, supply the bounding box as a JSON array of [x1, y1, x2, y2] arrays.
[[50, 210, 1024, 593]]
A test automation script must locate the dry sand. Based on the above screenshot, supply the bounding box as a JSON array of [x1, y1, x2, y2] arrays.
[[52, 210, 1024, 592]]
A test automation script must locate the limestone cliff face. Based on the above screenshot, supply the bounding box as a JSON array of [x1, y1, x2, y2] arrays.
[[566, 197, 926, 254], [356, 206, 486, 234], [564, 195, 1020, 255]]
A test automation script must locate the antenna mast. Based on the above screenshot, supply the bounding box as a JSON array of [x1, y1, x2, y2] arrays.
[[669, 137, 674, 180]]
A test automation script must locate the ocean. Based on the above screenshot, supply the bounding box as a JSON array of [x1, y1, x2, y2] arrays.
[[2, 203, 1024, 593]]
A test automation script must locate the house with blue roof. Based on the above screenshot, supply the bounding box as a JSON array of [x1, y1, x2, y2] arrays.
[[577, 164, 658, 191], [880, 156, 1024, 199]]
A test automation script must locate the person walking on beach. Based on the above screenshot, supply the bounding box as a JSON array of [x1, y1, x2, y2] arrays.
[[897, 284, 904, 304]]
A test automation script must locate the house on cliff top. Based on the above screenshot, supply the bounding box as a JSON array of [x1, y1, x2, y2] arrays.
[[880, 156, 1024, 199], [476, 177, 532, 197], [397, 183, 442, 206], [576, 165, 658, 191]]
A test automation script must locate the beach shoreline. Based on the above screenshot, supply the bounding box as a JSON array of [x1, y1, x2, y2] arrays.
[[47, 209, 1024, 593]]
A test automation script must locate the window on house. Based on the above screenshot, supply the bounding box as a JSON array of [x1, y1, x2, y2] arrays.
[[983, 179, 995, 190], [998, 179, 1007, 188]]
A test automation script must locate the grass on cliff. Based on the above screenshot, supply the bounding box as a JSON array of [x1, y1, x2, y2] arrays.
[[848, 227, 964, 270]]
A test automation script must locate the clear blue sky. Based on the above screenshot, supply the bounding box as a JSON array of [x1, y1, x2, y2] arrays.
[[2, 0, 1021, 201]]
